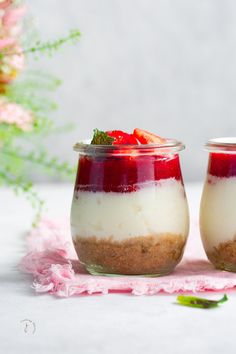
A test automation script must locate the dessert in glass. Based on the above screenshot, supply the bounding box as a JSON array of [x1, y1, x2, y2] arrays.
[[71, 128, 189, 276], [200, 137, 236, 272]]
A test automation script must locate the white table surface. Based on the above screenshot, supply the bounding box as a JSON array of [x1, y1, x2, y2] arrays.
[[1, 183, 236, 354]]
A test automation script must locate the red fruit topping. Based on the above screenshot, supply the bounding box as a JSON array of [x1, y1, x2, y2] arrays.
[[208, 153, 236, 178], [129, 134, 140, 145], [106, 130, 139, 145], [75, 154, 182, 193], [133, 128, 166, 144]]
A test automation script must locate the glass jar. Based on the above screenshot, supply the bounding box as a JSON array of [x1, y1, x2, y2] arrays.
[[71, 140, 189, 276], [200, 138, 236, 272]]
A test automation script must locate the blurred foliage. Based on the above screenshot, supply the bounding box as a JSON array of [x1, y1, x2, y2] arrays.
[[0, 1, 80, 223]]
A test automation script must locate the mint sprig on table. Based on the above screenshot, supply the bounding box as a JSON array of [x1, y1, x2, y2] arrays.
[[176, 294, 228, 309], [91, 129, 115, 145]]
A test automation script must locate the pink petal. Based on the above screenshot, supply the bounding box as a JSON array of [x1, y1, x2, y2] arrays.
[[0, 0, 13, 10], [0, 37, 15, 50], [3, 5, 26, 27]]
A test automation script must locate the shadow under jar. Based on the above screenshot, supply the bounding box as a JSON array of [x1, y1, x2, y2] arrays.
[[200, 138, 236, 272], [71, 140, 189, 276]]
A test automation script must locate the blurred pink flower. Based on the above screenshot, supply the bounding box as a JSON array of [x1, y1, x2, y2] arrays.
[[0, 2, 26, 83], [0, 37, 15, 50], [0, 99, 34, 131], [0, 4, 26, 38], [3, 4, 26, 27], [0, 1, 13, 10], [0, 45, 24, 83]]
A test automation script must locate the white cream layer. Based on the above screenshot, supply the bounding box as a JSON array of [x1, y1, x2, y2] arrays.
[[200, 175, 236, 249], [71, 178, 189, 241]]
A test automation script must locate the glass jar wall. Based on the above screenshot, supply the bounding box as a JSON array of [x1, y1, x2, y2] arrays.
[[71, 141, 189, 276], [200, 138, 236, 272]]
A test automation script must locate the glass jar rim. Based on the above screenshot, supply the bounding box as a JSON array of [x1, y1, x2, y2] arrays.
[[205, 137, 236, 153], [73, 139, 185, 156]]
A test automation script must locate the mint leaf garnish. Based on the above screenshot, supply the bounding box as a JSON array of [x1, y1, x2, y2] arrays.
[[91, 129, 115, 145], [176, 294, 228, 309]]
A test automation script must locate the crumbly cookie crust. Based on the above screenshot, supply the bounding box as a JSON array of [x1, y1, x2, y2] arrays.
[[73, 233, 186, 275], [207, 239, 236, 272]]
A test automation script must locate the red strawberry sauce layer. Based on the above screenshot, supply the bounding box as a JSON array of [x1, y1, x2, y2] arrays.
[[208, 153, 236, 178], [75, 154, 183, 193]]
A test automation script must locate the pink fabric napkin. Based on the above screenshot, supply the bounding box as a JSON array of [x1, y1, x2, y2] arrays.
[[19, 218, 236, 297]]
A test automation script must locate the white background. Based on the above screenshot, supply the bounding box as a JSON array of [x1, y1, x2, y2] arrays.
[[24, 0, 236, 182]]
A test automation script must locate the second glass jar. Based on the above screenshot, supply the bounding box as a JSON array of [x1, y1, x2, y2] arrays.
[[200, 138, 236, 272]]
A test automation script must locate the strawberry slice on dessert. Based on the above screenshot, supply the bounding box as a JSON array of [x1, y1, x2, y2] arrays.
[[133, 128, 166, 144], [106, 130, 139, 145], [91, 128, 166, 146]]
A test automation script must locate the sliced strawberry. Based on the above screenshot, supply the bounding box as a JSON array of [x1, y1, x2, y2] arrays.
[[133, 128, 166, 144], [128, 134, 140, 145], [106, 130, 139, 145]]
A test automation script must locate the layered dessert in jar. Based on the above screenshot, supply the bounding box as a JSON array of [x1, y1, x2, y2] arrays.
[[200, 138, 236, 272], [71, 128, 189, 276]]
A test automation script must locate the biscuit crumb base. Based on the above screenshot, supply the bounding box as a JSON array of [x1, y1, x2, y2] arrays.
[[73, 233, 186, 276], [207, 239, 236, 272]]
